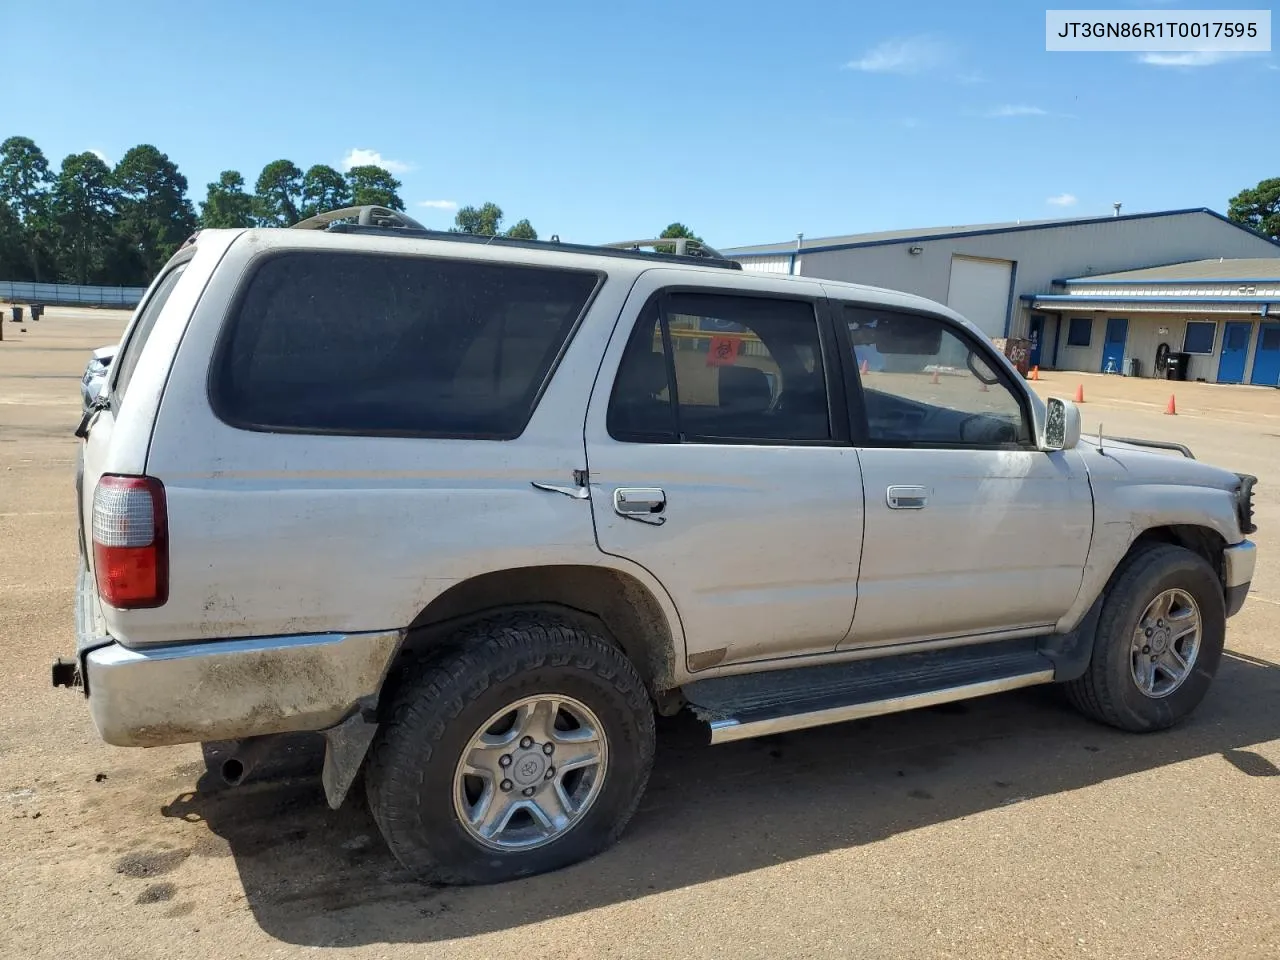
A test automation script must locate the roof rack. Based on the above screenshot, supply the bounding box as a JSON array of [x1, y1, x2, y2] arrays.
[[285, 205, 742, 271], [291, 205, 429, 232], [601, 237, 731, 260]]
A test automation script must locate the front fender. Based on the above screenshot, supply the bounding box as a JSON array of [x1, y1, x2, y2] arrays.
[[1057, 479, 1242, 632]]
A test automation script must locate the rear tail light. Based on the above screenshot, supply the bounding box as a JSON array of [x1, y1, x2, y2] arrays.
[[91, 475, 168, 608]]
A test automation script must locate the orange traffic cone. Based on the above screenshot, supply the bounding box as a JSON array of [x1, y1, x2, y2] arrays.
[[1030, 366, 1040, 381], [860, 357, 869, 375], [930, 368, 941, 385], [1073, 384, 1085, 403], [1164, 394, 1177, 415]]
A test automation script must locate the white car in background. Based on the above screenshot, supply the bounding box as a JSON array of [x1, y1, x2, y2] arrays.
[[80, 346, 116, 411]]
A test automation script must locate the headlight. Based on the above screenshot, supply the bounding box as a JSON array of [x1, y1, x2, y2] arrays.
[[1234, 473, 1257, 535]]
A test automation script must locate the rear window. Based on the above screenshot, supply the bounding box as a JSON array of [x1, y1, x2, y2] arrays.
[[112, 263, 188, 405], [209, 251, 601, 439]]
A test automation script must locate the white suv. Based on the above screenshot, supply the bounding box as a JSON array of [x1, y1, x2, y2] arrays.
[[55, 206, 1258, 886]]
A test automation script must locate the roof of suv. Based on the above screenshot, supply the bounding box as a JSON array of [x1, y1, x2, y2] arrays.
[[194, 208, 968, 333]]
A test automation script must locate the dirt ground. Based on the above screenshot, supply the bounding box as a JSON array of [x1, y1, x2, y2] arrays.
[[2, 309, 1279, 960]]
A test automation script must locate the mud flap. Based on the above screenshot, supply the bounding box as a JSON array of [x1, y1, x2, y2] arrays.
[[321, 707, 379, 810], [1037, 596, 1104, 682]]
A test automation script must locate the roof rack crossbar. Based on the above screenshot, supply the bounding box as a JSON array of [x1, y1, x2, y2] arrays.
[[291, 205, 429, 232]]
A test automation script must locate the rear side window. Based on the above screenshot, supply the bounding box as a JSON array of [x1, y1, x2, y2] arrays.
[[112, 263, 188, 406], [608, 292, 831, 443], [210, 252, 601, 438]]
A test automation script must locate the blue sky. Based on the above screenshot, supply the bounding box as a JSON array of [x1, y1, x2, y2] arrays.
[[3, 0, 1276, 247]]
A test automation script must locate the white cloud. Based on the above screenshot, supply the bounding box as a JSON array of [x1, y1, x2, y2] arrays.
[[1047, 193, 1078, 207], [955, 70, 987, 84], [417, 199, 458, 210], [340, 148, 411, 174], [88, 148, 111, 165], [986, 104, 1048, 118], [843, 36, 949, 75], [1137, 51, 1245, 67]]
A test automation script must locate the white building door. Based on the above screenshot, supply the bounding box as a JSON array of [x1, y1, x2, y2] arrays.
[[947, 255, 1013, 340]]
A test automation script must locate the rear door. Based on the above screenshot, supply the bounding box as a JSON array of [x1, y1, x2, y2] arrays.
[[583, 270, 864, 670], [832, 300, 1093, 648]]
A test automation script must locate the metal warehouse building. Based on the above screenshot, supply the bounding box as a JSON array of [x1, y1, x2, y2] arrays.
[[724, 208, 1280, 386]]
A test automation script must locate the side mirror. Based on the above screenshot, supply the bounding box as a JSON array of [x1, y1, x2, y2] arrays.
[[1043, 397, 1081, 451]]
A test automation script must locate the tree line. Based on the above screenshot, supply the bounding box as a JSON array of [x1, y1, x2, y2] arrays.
[[0, 135, 567, 287], [5, 128, 1274, 289], [1228, 176, 1280, 240]]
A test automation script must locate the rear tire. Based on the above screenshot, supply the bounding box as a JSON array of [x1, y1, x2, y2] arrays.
[[365, 614, 655, 885], [1065, 542, 1225, 732]]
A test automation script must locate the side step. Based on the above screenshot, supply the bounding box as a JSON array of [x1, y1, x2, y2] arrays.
[[683, 639, 1055, 745]]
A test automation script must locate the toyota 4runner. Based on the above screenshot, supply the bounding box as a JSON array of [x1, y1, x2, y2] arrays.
[[54, 206, 1258, 886]]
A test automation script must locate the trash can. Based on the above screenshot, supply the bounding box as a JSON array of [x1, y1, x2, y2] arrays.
[[9, 306, 23, 323], [1164, 351, 1190, 381], [30, 304, 44, 321], [1126, 356, 1141, 378]]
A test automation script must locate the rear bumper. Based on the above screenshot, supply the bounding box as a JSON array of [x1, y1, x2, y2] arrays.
[[1224, 539, 1256, 618], [63, 561, 401, 746], [81, 630, 401, 747]]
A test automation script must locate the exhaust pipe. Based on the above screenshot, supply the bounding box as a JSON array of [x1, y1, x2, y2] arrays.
[[218, 737, 275, 787]]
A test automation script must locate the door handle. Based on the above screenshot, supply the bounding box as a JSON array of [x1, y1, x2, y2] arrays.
[[886, 485, 928, 510], [614, 487, 666, 525]]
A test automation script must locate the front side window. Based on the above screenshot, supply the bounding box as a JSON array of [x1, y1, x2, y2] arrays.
[[607, 292, 831, 443], [211, 251, 600, 438], [844, 306, 1030, 447]]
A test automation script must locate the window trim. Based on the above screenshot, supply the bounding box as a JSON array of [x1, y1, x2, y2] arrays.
[[605, 294, 678, 444], [834, 300, 1037, 452], [1182, 320, 1217, 356], [1066, 316, 1093, 348], [206, 247, 606, 441], [108, 252, 196, 411], [604, 286, 848, 447]]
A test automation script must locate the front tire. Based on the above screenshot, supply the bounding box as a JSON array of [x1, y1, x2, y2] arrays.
[[365, 615, 655, 885], [1065, 542, 1225, 732]]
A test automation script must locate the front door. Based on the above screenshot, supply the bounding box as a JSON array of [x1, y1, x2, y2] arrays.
[[1250, 323, 1280, 387], [1101, 318, 1127, 374], [1028, 315, 1045, 368], [833, 302, 1093, 648], [1217, 321, 1253, 384], [584, 273, 864, 669]]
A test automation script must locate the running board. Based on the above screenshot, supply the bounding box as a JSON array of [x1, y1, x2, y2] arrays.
[[682, 639, 1055, 745]]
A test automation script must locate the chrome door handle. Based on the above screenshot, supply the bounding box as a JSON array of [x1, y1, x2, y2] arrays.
[[614, 487, 667, 525], [886, 485, 928, 509]]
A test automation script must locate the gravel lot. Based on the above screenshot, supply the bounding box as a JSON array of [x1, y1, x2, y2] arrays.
[[2, 309, 1279, 959]]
